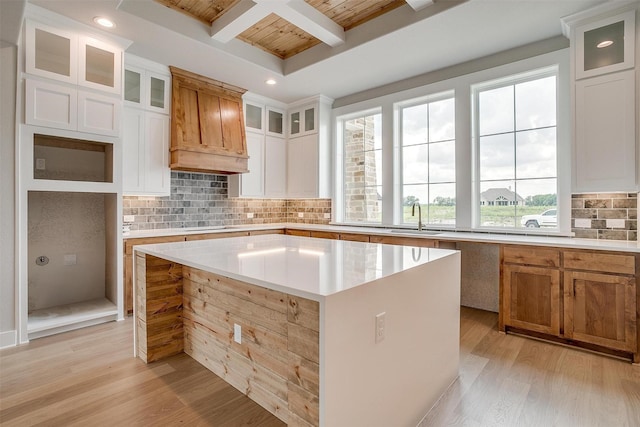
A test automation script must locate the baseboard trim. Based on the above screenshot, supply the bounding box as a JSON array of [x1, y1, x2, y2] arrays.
[[0, 329, 17, 348]]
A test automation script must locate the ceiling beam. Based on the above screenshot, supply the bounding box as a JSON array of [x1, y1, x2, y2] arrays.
[[210, 0, 345, 47], [266, 0, 345, 47], [210, 0, 271, 43], [405, 0, 435, 12]]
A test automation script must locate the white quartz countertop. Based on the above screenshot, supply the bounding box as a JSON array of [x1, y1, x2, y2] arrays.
[[125, 222, 640, 253], [134, 234, 457, 301]]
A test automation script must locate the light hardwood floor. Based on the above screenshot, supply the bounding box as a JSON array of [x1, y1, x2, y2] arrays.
[[1, 308, 639, 426]]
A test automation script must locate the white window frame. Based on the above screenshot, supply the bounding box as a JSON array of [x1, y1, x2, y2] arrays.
[[395, 90, 456, 229], [334, 107, 383, 225], [332, 49, 570, 235], [471, 66, 562, 233]]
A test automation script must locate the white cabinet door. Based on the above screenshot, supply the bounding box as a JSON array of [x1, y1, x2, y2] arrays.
[[241, 132, 265, 197], [287, 134, 318, 198], [77, 90, 121, 136], [265, 135, 286, 197], [78, 36, 122, 94], [574, 70, 636, 192], [123, 108, 145, 193], [144, 112, 170, 195], [122, 108, 170, 196], [25, 79, 77, 130], [25, 20, 78, 85]]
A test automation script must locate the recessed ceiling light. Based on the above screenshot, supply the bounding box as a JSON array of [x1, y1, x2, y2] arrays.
[[596, 40, 614, 48], [93, 17, 115, 28], [265, 79, 277, 85]]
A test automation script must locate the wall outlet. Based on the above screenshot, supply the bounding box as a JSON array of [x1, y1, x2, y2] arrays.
[[63, 254, 77, 266], [35, 158, 46, 170], [234, 323, 242, 344], [247, 212, 254, 219], [298, 212, 304, 218], [324, 213, 331, 219], [123, 215, 135, 223], [375, 312, 386, 343]]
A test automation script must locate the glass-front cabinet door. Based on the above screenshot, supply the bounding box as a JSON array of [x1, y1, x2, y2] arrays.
[[78, 36, 122, 94], [290, 110, 301, 136], [124, 67, 143, 105], [575, 10, 635, 79], [25, 20, 78, 84], [267, 107, 284, 137], [124, 66, 170, 114], [245, 102, 264, 133]]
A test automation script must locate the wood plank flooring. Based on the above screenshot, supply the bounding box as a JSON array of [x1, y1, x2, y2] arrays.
[[1, 307, 639, 426]]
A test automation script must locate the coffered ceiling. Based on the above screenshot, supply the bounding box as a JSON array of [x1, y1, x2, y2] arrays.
[[155, 0, 408, 59], [10, 0, 608, 104]]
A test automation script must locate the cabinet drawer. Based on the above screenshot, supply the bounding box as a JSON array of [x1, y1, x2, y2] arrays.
[[564, 251, 635, 275], [340, 233, 369, 242], [185, 231, 249, 241], [369, 236, 437, 248], [286, 229, 311, 237], [503, 246, 560, 268], [125, 235, 186, 254], [310, 231, 339, 240]]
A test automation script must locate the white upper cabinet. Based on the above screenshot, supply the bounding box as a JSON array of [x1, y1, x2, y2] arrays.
[[244, 101, 264, 134], [286, 96, 333, 198], [25, 20, 122, 94], [562, 3, 638, 193], [124, 55, 171, 114], [288, 104, 317, 137], [25, 22, 78, 85], [122, 55, 171, 196], [78, 36, 121, 94], [574, 10, 635, 80], [574, 70, 636, 192], [266, 107, 285, 137], [25, 78, 120, 136]]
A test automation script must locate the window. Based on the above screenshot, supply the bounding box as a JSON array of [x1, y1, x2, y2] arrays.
[[399, 94, 455, 226], [474, 68, 558, 230], [342, 111, 382, 223]]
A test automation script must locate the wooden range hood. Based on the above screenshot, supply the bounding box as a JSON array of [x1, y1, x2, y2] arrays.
[[169, 66, 249, 174]]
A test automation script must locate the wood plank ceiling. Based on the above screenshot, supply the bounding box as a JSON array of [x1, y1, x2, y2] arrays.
[[155, 0, 407, 59]]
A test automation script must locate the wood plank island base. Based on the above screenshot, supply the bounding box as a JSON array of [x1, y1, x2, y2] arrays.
[[134, 235, 461, 426]]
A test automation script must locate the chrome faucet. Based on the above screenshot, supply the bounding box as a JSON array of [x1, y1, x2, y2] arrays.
[[411, 201, 423, 231]]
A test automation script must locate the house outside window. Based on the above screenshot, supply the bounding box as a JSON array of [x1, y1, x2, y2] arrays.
[[342, 112, 382, 223], [473, 67, 558, 230]]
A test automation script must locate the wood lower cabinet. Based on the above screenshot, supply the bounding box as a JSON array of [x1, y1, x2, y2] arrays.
[[369, 235, 438, 248], [501, 245, 638, 362], [503, 264, 560, 335], [564, 270, 636, 353]]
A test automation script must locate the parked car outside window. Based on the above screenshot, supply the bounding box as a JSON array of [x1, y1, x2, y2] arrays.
[[520, 209, 557, 228]]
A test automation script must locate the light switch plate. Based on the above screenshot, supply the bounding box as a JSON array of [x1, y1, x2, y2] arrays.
[[247, 212, 254, 219], [123, 215, 135, 223]]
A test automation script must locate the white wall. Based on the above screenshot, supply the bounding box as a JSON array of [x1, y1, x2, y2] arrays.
[[0, 43, 17, 347]]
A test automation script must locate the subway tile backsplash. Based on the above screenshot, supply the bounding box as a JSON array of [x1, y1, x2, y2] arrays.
[[123, 172, 331, 231], [571, 193, 637, 241]]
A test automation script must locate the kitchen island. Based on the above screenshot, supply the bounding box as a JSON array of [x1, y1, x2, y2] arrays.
[[134, 234, 461, 427]]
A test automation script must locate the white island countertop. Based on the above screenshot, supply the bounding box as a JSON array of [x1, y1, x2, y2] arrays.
[[134, 234, 457, 301]]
